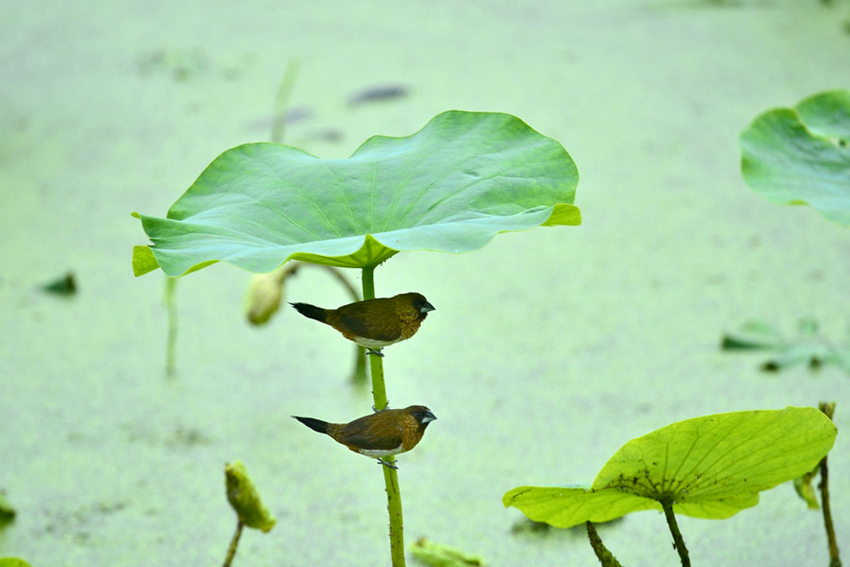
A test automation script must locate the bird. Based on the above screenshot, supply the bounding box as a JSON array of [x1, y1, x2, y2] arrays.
[[292, 405, 437, 468], [290, 292, 435, 356]]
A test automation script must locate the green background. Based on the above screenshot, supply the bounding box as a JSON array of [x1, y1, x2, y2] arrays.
[[1, 1, 848, 566]]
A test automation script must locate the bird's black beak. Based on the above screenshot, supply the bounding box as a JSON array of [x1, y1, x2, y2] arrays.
[[422, 410, 437, 423], [420, 301, 435, 313]]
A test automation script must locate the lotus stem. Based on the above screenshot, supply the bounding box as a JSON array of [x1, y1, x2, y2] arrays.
[[222, 519, 244, 567], [362, 264, 405, 566], [164, 276, 178, 377], [585, 521, 623, 567], [661, 498, 690, 567], [270, 59, 300, 144], [818, 402, 841, 567]]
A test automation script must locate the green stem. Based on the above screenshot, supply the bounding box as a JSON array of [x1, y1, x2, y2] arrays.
[[222, 519, 244, 567], [164, 276, 178, 377], [661, 498, 690, 567], [270, 59, 300, 144], [362, 264, 405, 567], [585, 521, 624, 567], [818, 402, 841, 567]]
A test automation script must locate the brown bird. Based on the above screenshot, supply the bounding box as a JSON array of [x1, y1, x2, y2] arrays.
[[293, 405, 437, 468], [290, 292, 435, 356]]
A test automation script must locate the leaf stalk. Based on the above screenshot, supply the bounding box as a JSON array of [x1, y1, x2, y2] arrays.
[[362, 264, 405, 566], [661, 498, 690, 567], [818, 402, 841, 567]]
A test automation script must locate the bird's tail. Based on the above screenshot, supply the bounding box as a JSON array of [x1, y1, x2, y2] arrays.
[[293, 415, 330, 435], [290, 302, 328, 324]]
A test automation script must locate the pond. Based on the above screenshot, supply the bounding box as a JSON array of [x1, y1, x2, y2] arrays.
[[1, 1, 848, 566]]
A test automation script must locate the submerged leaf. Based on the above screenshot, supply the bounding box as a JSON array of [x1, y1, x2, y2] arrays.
[[504, 407, 836, 528], [133, 110, 580, 277], [740, 89, 850, 226]]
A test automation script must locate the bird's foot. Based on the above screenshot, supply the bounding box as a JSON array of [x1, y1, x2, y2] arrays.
[[377, 459, 399, 470], [372, 401, 390, 412], [367, 348, 385, 358]]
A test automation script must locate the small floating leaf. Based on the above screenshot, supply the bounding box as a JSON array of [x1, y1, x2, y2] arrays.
[[504, 407, 836, 528], [740, 89, 850, 226], [133, 110, 580, 277], [0, 492, 15, 525], [348, 84, 409, 105], [721, 320, 784, 350], [41, 272, 76, 295], [722, 318, 849, 374], [225, 460, 276, 532], [411, 537, 485, 567]]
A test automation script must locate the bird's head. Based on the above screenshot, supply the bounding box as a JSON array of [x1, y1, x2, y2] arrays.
[[404, 293, 435, 317], [405, 405, 437, 428]]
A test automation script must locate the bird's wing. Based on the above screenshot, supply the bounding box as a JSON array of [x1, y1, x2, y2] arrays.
[[339, 414, 403, 451], [336, 303, 401, 341]]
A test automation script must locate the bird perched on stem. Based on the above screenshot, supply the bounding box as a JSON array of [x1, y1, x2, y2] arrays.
[[292, 405, 437, 468], [290, 292, 435, 356]]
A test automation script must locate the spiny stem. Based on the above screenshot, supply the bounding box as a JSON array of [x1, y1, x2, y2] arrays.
[[362, 264, 405, 567], [586, 521, 624, 567], [818, 402, 841, 567], [222, 519, 244, 567], [661, 498, 690, 567]]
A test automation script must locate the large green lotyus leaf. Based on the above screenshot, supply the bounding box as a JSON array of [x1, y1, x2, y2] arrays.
[[503, 407, 836, 528], [132, 110, 581, 276], [740, 89, 850, 226]]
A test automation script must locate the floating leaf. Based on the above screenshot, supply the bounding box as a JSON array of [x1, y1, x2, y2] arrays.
[[0, 560, 33, 567], [0, 492, 15, 529], [740, 89, 850, 226], [411, 537, 485, 567], [720, 320, 784, 350], [722, 318, 850, 374], [225, 460, 276, 532], [133, 110, 580, 277], [41, 272, 76, 295], [504, 407, 836, 528]]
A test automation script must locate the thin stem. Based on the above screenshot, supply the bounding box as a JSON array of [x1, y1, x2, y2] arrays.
[[164, 276, 178, 377], [222, 519, 244, 567], [818, 402, 841, 567], [270, 59, 300, 144], [585, 521, 624, 567], [384, 459, 405, 566], [362, 264, 405, 567], [661, 498, 690, 567]]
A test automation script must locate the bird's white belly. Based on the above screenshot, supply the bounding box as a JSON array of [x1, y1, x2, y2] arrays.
[[359, 443, 404, 458], [353, 336, 402, 349]]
